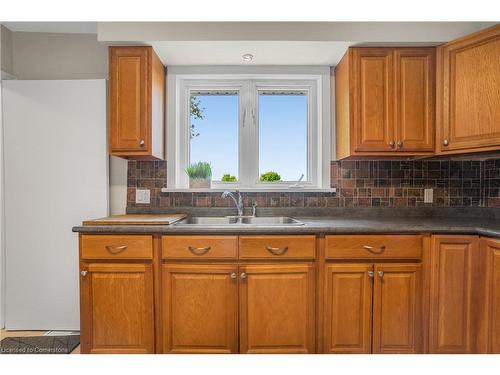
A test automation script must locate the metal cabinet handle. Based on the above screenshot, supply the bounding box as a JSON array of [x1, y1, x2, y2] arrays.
[[265, 245, 289, 256], [378, 271, 384, 278], [397, 141, 403, 148], [188, 246, 211, 255], [140, 139, 145, 147], [230, 272, 237, 279], [363, 245, 386, 254], [240, 272, 247, 280], [367, 271, 374, 278], [443, 139, 449, 146], [389, 141, 395, 148], [105, 245, 128, 254], [80, 270, 88, 277]]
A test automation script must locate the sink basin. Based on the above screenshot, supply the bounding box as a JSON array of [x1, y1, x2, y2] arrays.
[[175, 216, 304, 226], [240, 216, 304, 225]]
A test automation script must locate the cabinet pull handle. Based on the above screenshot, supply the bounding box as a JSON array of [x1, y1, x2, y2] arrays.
[[363, 245, 386, 254], [105, 245, 128, 254], [140, 139, 145, 147], [230, 272, 237, 279], [240, 272, 247, 280], [378, 271, 384, 278], [389, 141, 395, 148], [367, 271, 374, 278], [80, 270, 88, 277], [188, 246, 211, 255], [397, 140, 403, 148], [443, 139, 449, 146], [265, 245, 289, 256]]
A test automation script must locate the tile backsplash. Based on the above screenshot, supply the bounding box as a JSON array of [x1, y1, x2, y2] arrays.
[[126, 159, 500, 209]]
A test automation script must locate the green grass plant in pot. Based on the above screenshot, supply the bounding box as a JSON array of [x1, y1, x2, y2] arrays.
[[260, 171, 282, 182], [186, 162, 212, 188]]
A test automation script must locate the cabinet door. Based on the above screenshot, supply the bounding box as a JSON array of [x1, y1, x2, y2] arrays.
[[438, 25, 500, 152], [394, 48, 435, 152], [352, 48, 395, 152], [239, 264, 315, 353], [483, 238, 500, 353], [80, 263, 154, 354], [373, 263, 422, 353], [429, 235, 478, 353], [109, 47, 150, 153], [323, 264, 373, 353], [162, 264, 238, 353]]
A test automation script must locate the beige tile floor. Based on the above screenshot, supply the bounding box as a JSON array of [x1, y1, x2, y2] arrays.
[[0, 329, 80, 354]]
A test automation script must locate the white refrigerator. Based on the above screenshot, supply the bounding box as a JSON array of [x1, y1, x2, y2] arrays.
[[2, 79, 108, 330]]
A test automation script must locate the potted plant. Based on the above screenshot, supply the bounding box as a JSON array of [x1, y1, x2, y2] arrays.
[[260, 171, 282, 182], [186, 162, 212, 188]]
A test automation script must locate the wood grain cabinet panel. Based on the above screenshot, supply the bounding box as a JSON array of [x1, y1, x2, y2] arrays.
[[162, 264, 238, 353], [335, 47, 435, 159], [162, 236, 238, 260], [482, 238, 500, 353], [323, 264, 373, 353], [239, 264, 315, 353], [239, 235, 315, 260], [394, 48, 435, 152], [429, 235, 478, 353], [437, 25, 500, 154], [79, 263, 154, 354], [109, 46, 165, 159], [373, 263, 422, 353], [81, 235, 153, 260]]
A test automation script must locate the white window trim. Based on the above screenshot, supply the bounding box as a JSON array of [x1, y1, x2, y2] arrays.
[[168, 73, 330, 191]]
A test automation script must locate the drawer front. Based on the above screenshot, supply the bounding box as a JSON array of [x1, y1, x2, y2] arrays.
[[81, 235, 153, 260], [325, 235, 422, 259], [162, 236, 238, 259], [239, 235, 315, 260]]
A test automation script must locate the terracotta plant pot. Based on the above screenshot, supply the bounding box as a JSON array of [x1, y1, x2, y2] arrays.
[[189, 178, 211, 189]]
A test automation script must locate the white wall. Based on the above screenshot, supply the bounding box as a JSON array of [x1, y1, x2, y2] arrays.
[[5, 30, 128, 215]]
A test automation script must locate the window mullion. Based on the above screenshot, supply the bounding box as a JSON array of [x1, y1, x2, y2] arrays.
[[239, 80, 256, 189]]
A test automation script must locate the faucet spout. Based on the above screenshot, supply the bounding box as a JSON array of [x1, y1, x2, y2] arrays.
[[221, 190, 244, 216]]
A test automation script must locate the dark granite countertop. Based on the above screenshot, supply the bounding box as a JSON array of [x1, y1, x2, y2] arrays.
[[73, 209, 500, 238]]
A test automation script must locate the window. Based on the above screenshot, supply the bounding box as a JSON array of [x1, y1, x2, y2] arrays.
[[170, 74, 329, 190]]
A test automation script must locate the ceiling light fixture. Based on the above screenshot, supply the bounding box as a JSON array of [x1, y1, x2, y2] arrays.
[[242, 53, 254, 62]]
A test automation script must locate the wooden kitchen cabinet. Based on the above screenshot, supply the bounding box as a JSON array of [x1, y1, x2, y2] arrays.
[[109, 46, 165, 159], [239, 263, 316, 353], [429, 235, 480, 353], [79, 262, 154, 354], [373, 263, 422, 353], [324, 264, 373, 353], [323, 262, 422, 353], [335, 47, 435, 159], [162, 264, 238, 353], [436, 25, 500, 154], [481, 238, 500, 353]]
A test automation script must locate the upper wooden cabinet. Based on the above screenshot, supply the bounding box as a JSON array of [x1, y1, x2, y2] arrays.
[[109, 46, 165, 159], [335, 47, 435, 159], [436, 25, 500, 154]]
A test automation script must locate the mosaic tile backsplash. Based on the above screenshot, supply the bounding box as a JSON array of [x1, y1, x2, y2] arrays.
[[126, 159, 500, 209]]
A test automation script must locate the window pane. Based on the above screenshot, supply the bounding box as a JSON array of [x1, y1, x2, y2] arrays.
[[190, 92, 239, 182], [258, 92, 307, 182]]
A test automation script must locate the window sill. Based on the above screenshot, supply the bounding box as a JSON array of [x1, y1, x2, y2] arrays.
[[160, 188, 337, 193]]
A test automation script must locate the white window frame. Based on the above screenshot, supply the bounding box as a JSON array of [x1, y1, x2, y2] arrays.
[[169, 74, 330, 191]]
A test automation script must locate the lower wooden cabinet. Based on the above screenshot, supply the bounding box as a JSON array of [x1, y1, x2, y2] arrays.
[[239, 264, 315, 353], [482, 238, 500, 353], [323, 263, 422, 353], [429, 235, 479, 353], [79, 263, 154, 354], [162, 264, 238, 353]]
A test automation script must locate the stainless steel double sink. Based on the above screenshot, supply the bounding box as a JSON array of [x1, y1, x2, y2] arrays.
[[175, 216, 304, 226]]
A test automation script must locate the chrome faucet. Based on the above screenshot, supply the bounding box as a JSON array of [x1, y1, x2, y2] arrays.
[[221, 190, 244, 217]]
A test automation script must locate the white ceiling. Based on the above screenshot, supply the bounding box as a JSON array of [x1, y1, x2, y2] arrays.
[[2, 21, 497, 66], [2, 22, 97, 34], [150, 41, 353, 66]]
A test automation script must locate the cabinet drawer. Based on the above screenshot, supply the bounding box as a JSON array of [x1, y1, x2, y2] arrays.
[[162, 236, 238, 259], [81, 235, 153, 260], [239, 235, 315, 260], [325, 235, 422, 259]]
